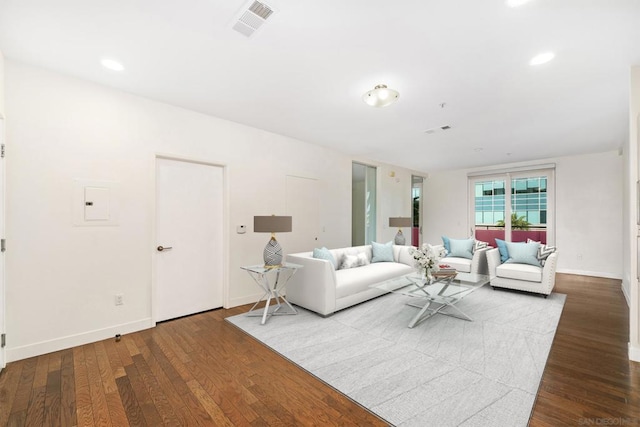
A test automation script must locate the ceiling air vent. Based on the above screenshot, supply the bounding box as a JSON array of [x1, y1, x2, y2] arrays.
[[232, 1, 275, 37], [424, 125, 452, 134]]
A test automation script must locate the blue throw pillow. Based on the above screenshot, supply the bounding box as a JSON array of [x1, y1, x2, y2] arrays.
[[448, 238, 474, 259], [505, 241, 541, 266], [495, 239, 509, 263], [313, 247, 337, 269], [441, 236, 451, 254], [371, 241, 394, 263]]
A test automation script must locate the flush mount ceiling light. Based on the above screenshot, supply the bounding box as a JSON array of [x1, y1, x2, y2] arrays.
[[100, 58, 124, 71], [530, 52, 555, 66], [362, 84, 399, 107]]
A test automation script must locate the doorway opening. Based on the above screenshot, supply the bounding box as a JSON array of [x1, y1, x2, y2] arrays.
[[412, 175, 424, 246], [352, 163, 377, 246]]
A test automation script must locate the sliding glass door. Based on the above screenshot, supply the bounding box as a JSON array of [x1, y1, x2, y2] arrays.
[[471, 168, 554, 246]]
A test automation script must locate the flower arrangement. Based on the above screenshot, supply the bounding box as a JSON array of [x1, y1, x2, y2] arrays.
[[408, 244, 446, 282]]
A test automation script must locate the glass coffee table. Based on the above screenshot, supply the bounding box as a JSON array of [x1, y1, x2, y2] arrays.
[[371, 272, 490, 328]]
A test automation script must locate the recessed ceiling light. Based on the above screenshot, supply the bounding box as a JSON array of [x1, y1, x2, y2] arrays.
[[530, 52, 555, 66], [101, 58, 124, 72], [506, 0, 532, 7]]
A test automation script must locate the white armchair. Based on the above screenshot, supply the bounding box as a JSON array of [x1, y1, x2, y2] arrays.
[[432, 244, 489, 275], [486, 247, 559, 297]]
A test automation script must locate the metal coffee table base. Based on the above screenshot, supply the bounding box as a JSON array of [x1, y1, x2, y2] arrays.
[[407, 300, 473, 328]]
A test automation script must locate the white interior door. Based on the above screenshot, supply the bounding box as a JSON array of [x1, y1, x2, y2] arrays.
[[156, 158, 224, 322], [285, 175, 320, 254]]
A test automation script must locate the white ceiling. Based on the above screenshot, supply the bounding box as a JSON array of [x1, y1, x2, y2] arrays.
[[1, 0, 639, 172]]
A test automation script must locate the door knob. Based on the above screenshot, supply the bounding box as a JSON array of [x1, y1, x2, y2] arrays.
[[157, 245, 173, 252]]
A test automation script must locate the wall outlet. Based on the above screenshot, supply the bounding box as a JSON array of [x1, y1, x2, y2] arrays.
[[115, 294, 124, 306]]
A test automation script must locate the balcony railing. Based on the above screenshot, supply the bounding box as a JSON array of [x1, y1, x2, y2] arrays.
[[475, 225, 547, 246]]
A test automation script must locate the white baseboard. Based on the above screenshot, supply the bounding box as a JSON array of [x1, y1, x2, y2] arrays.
[[7, 318, 153, 362], [621, 282, 631, 307], [556, 268, 623, 280], [227, 292, 264, 308], [629, 343, 640, 362]]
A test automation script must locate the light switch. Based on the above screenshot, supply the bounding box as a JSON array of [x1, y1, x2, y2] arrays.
[[84, 186, 110, 221]]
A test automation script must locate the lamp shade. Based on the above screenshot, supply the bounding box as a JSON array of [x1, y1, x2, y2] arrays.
[[254, 216, 292, 233], [389, 217, 412, 228], [254, 215, 292, 267]]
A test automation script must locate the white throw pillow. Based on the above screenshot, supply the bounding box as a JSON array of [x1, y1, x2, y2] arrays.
[[339, 252, 370, 269]]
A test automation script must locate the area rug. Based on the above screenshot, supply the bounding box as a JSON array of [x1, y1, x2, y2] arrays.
[[226, 286, 566, 426]]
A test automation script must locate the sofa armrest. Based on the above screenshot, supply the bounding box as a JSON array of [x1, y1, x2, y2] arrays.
[[471, 247, 490, 275], [486, 248, 501, 280], [284, 253, 338, 316], [394, 245, 416, 267], [541, 252, 559, 294]]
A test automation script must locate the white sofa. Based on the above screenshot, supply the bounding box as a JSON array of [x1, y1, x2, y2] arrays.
[[486, 247, 559, 297], [433, 244, 490, 275], [285, 244, 415, 316]]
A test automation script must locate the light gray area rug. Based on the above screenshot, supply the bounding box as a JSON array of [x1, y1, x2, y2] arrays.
[[226, 286, 566, 426]]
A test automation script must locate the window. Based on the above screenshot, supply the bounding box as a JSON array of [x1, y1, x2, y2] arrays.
[[469, 168, 554, 246]]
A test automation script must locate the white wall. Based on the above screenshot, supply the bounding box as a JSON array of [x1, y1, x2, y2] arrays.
[[424, 151, 624, 279], [0, 51, 5, 114], [4, 61, 419, 361], [628, 66, 640, 362], [376, 165, 416, 244]]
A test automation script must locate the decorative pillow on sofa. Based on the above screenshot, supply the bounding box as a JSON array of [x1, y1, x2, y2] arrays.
[[371, 241, 394, 263], [441, 236, 451, 254], [527, 238, 557, 266], [339, 253, 370, 269], [495, 239, 509, 263], [473, 240, 488, 253], [448, 238, 474, 259], [505, 241, 541, 266], [313, 247, 337, 269]]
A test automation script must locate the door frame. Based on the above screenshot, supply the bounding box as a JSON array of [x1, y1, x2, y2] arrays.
[[151, 153, 229, 325], [0, 115, 5, 370]]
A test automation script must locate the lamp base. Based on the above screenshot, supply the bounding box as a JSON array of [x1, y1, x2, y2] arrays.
[[394, 229, 406, 245], [263, 237, 283, 268]]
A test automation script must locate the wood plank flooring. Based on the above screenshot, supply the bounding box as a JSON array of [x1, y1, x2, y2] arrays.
[[0, 273, 638, 426]]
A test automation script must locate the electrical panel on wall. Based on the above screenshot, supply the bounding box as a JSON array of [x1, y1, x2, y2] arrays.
[[73, 179, 119, 226]]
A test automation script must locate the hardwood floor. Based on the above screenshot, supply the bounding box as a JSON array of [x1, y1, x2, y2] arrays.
[[0, 273, 638, 426], [530, 274, 640, 426]]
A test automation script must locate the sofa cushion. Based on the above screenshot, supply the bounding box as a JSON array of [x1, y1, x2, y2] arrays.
[[335, 262, 415, 299], [505, 241, 540, 266], [313, 247, 337, 269], [371, 241, 394, 262], [449, 238, 474, 259], [441, 256, 472, 273], [496, 262, 543, 282]]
